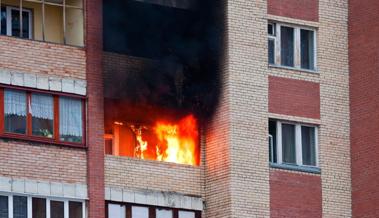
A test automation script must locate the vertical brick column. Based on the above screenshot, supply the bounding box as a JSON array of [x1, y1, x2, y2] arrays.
[[349, 0, 379, 217], [86, 0, 105, 217]]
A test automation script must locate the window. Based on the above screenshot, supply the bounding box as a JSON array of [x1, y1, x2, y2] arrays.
[[269, 120, 319, 168], [0, 87, 85, 147], [0, 0, 84, 46], [268, 22, 316, 71], [0, 194, 85, 218], [107, 203, 200, 218]]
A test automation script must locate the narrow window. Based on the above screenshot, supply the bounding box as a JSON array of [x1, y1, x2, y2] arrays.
[[9, 8, 31, 39], [301, 29, 315, 70], [50, 201, 64, 218], [31, 93, 54, 138], [69, 201, 83, 218], [32, 198, 46, 218], [0, 196, 8, 218], [156, 209, 173, 218], [1, 7, 6, 35], [59, 97, 83, 143], [280, 26, 294, 67], [108, 204, 126, 218], [268, 39, 275, 65], [132, 206, 149, 218], [301, 126, 316, 166], [268, 120, 277, 163], [282, 123, 296, 164], [4, 89, 27, 134], [13, 196, 28, 218], [179, 211, 196, 218]]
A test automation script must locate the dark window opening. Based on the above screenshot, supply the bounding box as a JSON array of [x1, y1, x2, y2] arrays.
[[280, 26, 294, 67]]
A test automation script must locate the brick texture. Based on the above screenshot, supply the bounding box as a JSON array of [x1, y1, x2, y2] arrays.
[[269, 76, 320, 119], [86, 0, 105, 217], [268, 0, 319, 22], [0, 140, 87, 184], [270, 170, 322, 218], [0, 36, 86, 80], [349, 0, 379, 217]]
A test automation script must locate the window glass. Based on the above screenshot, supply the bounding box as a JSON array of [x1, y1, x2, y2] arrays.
[[69, 201, 82, 218], [108, 204, 125, 218], [268, 23, 275, 35], [31, 93, 54, 138], [280, 26, 294, 67], [156, 208, 173, 218], [4, 89, 27, 134], [59, 97, 83, 143], [132, 206, 149, 218], [282, 123, 296, 164], [268, 39, 275, 65], [179, 211, 195, 218], [13, 196, 27, 218], [50, 201, 64, 218], [301, 29, 315, 70], [1, 7, 6, 35], [32, 198, 46, 218], [0, 196, 8, 218], [10, 9, 31, 38], [268, 120, 277, 163], [302, 126, 316, 166]]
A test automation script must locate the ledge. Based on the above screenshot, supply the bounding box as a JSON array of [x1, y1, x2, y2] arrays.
[[270, 163, 321, 174], [269, 64, 319, 75]]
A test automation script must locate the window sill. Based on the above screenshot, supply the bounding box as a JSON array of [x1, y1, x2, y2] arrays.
[[270, 162, 321, 174], [269, 64, 319, 74], [0, 133, 86, 149]]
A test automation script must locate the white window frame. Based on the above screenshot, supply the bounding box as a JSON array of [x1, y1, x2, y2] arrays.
[[268, 21, 317, 72], [0, 192, 86, 218], [5, 6, 32, 39], [275, 121, 319, 167]]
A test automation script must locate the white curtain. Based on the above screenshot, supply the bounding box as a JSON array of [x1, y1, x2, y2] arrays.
[[59, 97, 82, 137], [31, 93, 53, 120], [4, 89, 27, 116]]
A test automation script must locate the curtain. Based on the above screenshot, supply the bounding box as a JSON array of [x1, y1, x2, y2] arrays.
[[31, 93, 53, 120], [59, 97, 82, 137], [4, 89, 27, 116]]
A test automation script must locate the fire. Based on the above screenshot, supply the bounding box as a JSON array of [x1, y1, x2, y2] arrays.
[[128, 115, 199, 165]]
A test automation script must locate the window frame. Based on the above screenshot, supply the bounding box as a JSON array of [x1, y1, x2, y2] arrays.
[[269, 120, 319, 168], [106, 202, 202, 218], [268, 21, 317, 72], [0, 85, 86, 148], [0, 192, 86, 218], [5, 5, 33, 39]]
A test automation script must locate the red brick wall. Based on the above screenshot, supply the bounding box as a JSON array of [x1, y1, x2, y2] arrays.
[[86, 0, 105, 217], [270, 170, 322, 218], [269, 76, 320, 119], [267, 0, 319, 22], [349, 0, 379, 217], [0, 36, 86, 80]]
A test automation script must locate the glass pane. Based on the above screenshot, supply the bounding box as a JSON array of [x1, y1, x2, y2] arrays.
[[69, 202, 82, 218], [280, 26, 294, 67], [65, 7, 84, 46], [13, 196, 27, 218], [4, 89, 27, 134], [11, 9, 30, 38], [178, 211, 195, 218], [32, 198, 46, 218], [1, 7, 6, 35], [156, 208, 173, 218], [301, 29, 315, 70], [44, 4, 64, 43], [31, 93, 54, 138], [59, 97, 83, 143], [108, 204, 125, 218], [0, 196, 8, 218], [268, 39, 275, 65], [282, 123, 296, 164], [268, 120, 277, 163], [50, 201, 64, 218], [302, 126, 316, 166], [132, 206, 148, 218]]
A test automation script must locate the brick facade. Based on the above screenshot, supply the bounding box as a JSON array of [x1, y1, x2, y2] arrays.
[[349, 0, 379, 217], [269, 76, 320, 119], [268, 0, 319, 22]]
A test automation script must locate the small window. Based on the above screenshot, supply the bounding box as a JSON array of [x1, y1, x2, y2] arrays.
[[50, 201, 64, 218], [280, 26, 295, 67], [108, 204, 126, 218], [301, 29, 315, 70], [32, 198, 46, 218], [4, 89, 27, 134], [31, 93, 54, 138], [0, 6, 32, 39], [0, 196, 8, 218], [132, 206, 149, 218], [269, 120, 318, 168], [156, 209, 173, 218], [179, 211, 196, 218], [13, 196, 28, 218], [59, 97, 83, 143], [268, 39, 275, 65], [268, 23, 275, 36], [69, 201, 83, 218]]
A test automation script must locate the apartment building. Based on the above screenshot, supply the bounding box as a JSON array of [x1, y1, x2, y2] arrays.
[[0, 0, 377, 217]]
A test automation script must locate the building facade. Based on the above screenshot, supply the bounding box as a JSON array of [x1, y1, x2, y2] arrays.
[[0, 0, 377, 217]]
